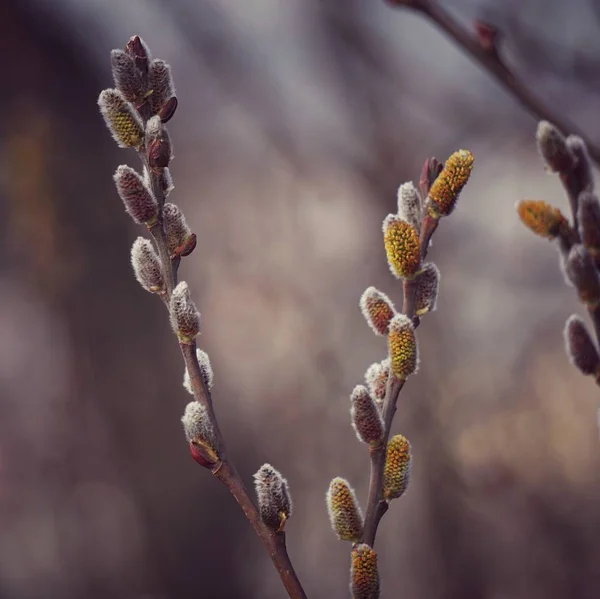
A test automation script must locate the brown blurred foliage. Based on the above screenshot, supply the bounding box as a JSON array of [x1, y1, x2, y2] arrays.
[[1, 1, 600, 598]]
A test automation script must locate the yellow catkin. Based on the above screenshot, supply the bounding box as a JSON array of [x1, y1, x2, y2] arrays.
[[383, 215, 421, 279], [383, 434, 412, 500], [326, 477, 363, 542], [516, 199, 566, 239], [98, 89, 144, 149], [428, 149, 474, 217], [388, 314, 418, 380], [350, 544, 380, 599], [359, 287, 396, 336]]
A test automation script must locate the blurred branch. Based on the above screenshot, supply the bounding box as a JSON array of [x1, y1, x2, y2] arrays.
[[385, 0, 600, 165], [517, 123, 600, 388]]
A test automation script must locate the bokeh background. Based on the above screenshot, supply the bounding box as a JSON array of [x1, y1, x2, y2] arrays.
[[2, 0, 600, 597]]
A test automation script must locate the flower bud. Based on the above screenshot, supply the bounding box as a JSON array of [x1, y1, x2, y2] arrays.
[[125, 35, 151, 77], [130, 237, 164, 293], [254, 464, 293, 532], [536, 121, 575, 173], [170, 281, 201, 342], [326, 477, 363, 542], [148, 59, 175, 115], [364, 359, 390, 406], [359, 287, 396, 336], [159, 167, 175, 198], [98, 88, 144, 149], [566, 135, 593, 193], [578, 192, 600, 255], [564, 315, 600, 376], [159, 96, 178, 124], [182, 401, 218, 468], [145, 116, 173, 168], [427, 149, 474, 217], [415, 262, 440, 315], [114, 165, 158, 225], [383, 214, 421, 279], [388, 314, 418, 380], [420, 156, 443, 198], [350, 544, 380, 599], [383, 434, 412, 500], [163, 203, 196, 258], [350, 385, 384, 445], [397, 182, 421, 233], [516, 199, 566, 240], [183, 349, 214, 394], [110, 49, 146, 103], [565, 245, 600, 305]]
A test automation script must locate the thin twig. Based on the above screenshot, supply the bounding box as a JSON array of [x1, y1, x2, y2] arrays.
[[362, 168, 446, 547], [138, 151, 176, 296], [386, 0, 600, 165], [133, 110, 307, 599], [362, 278, 415, 547], [587, 304, 600, 355], [363, 373, 404, 546], [180, 342, 308, 599], [560, 171, 583, 244]]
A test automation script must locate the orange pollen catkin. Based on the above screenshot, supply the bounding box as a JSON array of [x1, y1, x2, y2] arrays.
[[388, 314, 418, 380], [428, 149, 474, 217], [359, 287, 396, 336], [383, 434, 412, 500], [516, 199, 566, 239], [383, 215, 421, 279], [326, 477, 363, 542], [350, 544, 380, 599]]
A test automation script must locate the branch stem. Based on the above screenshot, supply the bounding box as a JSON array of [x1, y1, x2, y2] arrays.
[[180, 341, 308, 599], [387, 0, 600, 165], [362, 186, 444, 547], [135, 127, 307, 599], [362, 275, 418, 546]]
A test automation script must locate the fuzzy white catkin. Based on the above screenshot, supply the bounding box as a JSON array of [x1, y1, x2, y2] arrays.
[[181, 401, 215, 447], [131, 237, 164, 293], [183, 349, 214, 393], [397, 182, 421, 233], [170, 281, 201, 340]]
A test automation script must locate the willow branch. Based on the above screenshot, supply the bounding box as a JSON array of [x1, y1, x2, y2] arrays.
[[386, 0, 600, 165], [135, 127, 306, 599], [133, 149, 175, 298], [362, 159, 445, 547], [180, 342, 308, 599]]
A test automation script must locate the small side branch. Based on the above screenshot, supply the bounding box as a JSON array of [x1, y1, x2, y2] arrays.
[[386, 0, 600, 165]]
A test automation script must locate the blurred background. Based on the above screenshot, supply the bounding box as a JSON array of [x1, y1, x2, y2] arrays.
[[2, 0, 600, 597]]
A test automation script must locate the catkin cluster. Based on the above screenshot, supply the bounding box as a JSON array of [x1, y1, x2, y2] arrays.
[[518, 121, 600, 387], [97, 36, 219, 462], [99, 35, 302, 598], [326, 151, 473, 598]]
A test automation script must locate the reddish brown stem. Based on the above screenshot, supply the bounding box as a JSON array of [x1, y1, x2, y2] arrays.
[[362, 375, 404, 546], [420, 213, 439, 261], [587, 304, 600, 356], [133, 104, 307, 599], [362, 166, 445, 547], [180, 341, 308, 599], [386, 0, 600, 165], [362, 276, 418, 547], [214, 462, 307, 599]]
